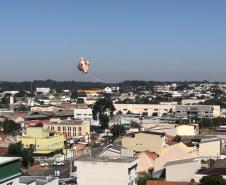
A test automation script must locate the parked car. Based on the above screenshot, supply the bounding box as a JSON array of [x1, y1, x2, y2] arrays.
[[53, 161, 64, 166], [40, 161, 48, 167]]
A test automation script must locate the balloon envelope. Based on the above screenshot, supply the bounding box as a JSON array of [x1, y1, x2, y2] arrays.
[[77, 58, 90, 74]]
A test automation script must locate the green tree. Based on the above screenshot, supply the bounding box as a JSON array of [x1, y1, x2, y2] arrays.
[[99, 114, 110, 129], [8, 142, 34, 168], [77, 98, 85, 104], [137, 172, 149, 185], [92, 98, 115, 129], [110, 124, 125, 139], [199, 174, 226, 185], [0, 93, 11, 108], [0, 119, 21, 135], [15, 91, 27, 98], [130, 121, 140, 129], [92, 98, 115, 120], [127, 110, 132, 114], [14, 105, 30, 112], [173, 135, 182, 143], [71, 90, 79, 100]]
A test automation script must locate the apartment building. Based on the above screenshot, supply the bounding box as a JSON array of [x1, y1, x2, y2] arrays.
[[175, 105, 220, 118]]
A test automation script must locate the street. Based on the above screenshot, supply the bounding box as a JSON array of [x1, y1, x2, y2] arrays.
[[33, 160, 72, 178]]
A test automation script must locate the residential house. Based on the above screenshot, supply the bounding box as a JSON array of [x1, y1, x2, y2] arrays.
[[194, 168, 226, 182], [192, 136, 221, 159], [137, 151, 158, 173], [154, 142, 198, 176]]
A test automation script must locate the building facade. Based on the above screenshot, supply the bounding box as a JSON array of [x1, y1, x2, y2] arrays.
[[122, 132, 166, 154], [76, 156, 138, 185], [166, 157, 201, 182], [175, 105, 220, 118], [114, 104, 175, 117], [22, 127, 64, 155], [74, 108, 93, 120], [44, 120, 90, 138]]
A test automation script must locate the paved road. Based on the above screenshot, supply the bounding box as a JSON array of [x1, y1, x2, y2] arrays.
[[34, 160, 72, 178]]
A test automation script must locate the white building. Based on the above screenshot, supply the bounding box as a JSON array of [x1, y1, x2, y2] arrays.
[[103, 87, 112, 93], [76, 156, 138, 185], [175, 105, 221, 118], [36, 87, 50, 95], [198, 137, 221, 159], [182, 99, 206, 105], [3, 91, 19, 95], [166, 157, 201, 182], [74, 108, 93, 120], [114, 104, 175, 117]]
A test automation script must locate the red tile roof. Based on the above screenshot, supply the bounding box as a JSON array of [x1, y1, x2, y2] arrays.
[[142, 151, 158, 160]]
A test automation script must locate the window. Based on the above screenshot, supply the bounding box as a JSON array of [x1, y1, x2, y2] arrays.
[[68, 127, 71, 131], [78, 127, 81, 131], [63, 127, 66, 131], [58, 127, 61, 131], [73, 127, 76, 131]]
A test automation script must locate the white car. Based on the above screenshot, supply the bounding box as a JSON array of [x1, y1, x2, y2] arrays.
[[53, 161, 64, 166], [40, 161, 48, 167]]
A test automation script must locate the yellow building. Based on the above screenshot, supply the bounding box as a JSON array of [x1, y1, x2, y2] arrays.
[[78, 89, 103, 94], [43, 120, 90, 138], [22, 127, 64, 155]]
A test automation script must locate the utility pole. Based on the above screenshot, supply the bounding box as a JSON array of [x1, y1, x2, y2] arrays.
[[30, 80, 33, 107]]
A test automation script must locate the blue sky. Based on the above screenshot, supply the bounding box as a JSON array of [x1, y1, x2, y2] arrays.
[[0, 0, 225, 82]]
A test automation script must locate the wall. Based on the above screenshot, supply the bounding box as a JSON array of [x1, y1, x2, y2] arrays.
[[74, 108, 93, 119], [166, 159, 201, 182], [176, 125, 196, 136], [122, 133, 164, 154], [22, 135, 64, 153], [114, 104, 175, 117], [199, 139, 221, 159], [76, 160, 137, 185]]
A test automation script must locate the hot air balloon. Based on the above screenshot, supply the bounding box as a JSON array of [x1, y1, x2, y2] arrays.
[[77, 58, 90, 74]]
